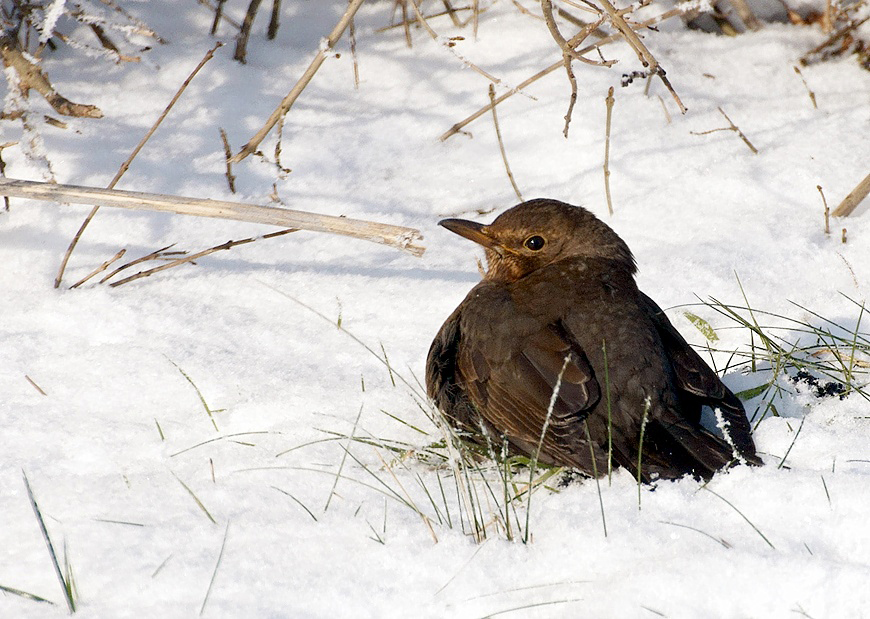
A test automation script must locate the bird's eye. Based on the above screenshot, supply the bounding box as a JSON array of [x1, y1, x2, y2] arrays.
[[523, 235, 546, 251]]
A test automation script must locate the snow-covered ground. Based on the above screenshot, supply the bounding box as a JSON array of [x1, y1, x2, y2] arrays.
[[2, 1, 870, 617]]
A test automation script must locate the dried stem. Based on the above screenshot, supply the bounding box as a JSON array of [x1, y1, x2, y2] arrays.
[[598, 0, 687, 114], [231, 0, 367, 163], [70, 248, 127, 289], [818, 185, 830, 234], [108, 230, 297, 287], [1, 178, 426, 256], [441, 0, 463, 26], [440, 7, 686, 141], [268, 0, 282, 40], [235, 0, 264, 63], [409, 0, 503, 85], [0, 33, 103, 118], [349, 4, 360, 89], [55, 42, 223, 288], [99, 245, 181, 284], [832, 172, 870, 217], [603, 86, 615, 215], [488, 84, 523, 202], [220, 128, 236, 193], [793, 66, 817, 109], [210, 0, 228, 35], [691, 107, 758, 154]]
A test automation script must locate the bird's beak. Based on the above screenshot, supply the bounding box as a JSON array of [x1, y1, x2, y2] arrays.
[[438, 218, 501, 251]]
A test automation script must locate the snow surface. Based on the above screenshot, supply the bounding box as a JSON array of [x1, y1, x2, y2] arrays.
[[2, 1, 870, 617]]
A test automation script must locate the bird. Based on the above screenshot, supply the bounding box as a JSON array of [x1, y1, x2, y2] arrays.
[[426, 199, 761, 482]]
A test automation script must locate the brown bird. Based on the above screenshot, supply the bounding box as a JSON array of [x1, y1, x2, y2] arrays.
[[426, 199, 761, 482]]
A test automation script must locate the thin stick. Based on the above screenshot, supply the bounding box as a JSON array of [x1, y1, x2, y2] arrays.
[[100, 244, 179, 284], [831, 172, 870, 217], [439, 8, 686, 141], [108, 229, 297, 287], [231, 0, 367, 163], [25, 375, 48, 396], [488, 84, 523, 202], [349, 3, 360, 89], [409, 0, 503, 85], [597, 0, 687, 113], [55, 42, 223, 288], [1, 178, 425, 256], [69, 248, 126, 288], [219, 128, 236, 193], [818, 185, 830, 234], [234, 0, 263, 63], [793, 66, 817, 109], [603, 86, 615, 215], [691, 107, 758, 154]]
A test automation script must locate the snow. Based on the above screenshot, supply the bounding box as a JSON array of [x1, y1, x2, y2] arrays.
[[2, 1, 870, 617]]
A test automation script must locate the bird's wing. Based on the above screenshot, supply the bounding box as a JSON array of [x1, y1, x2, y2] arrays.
[[638, 292, 761, 465], [457, 319, 605, 470], [427, 306, 481, 437]]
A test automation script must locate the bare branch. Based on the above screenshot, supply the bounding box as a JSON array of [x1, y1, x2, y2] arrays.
[[1, 179, 426, 256], [55, 42, 223, 288], [0, 33, 102, 118], [832, 172, 870, 218], [231, 0, 367, 163]]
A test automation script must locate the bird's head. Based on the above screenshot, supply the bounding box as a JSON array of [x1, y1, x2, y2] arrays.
[[439, 199, 636, 282]]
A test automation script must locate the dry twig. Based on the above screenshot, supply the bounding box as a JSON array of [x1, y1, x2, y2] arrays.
[[793, 66, 818, 109], [603, 87, 615, 215], [818, 185, 830, 234], [488, 84, 523, 201], [70, 248, 127, 289], [439, 6, 687, 141], [832, 172, 870, 217], [409, 0, 503, 85], [235, 0, 264, 63], [0, 178, 426, 256], [54, 42, 223, 288], [220, 128, 236, 193], [0, 33, 103, 119], [231, 0, 367, 163], [108, 230, 297, 287], [691, 107, 758, 154]]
